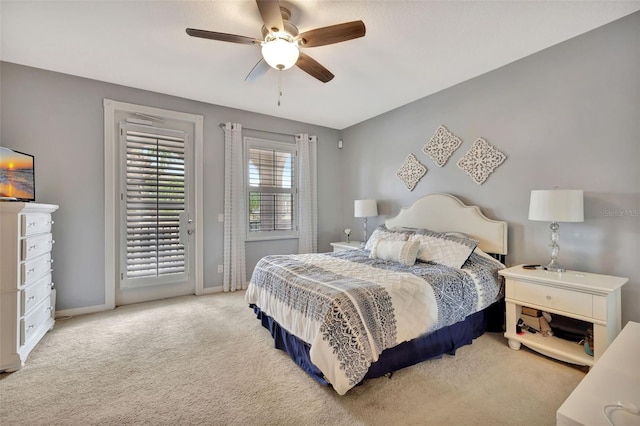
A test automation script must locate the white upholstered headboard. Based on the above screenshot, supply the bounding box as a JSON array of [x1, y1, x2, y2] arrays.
[[385, 193, 508, 255]]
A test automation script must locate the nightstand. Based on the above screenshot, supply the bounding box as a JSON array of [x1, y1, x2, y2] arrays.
[[499, 265, 628, 367], [330, 241, 362, 252]]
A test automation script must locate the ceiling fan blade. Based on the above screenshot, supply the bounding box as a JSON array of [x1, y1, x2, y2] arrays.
[[256, 0, 284, 33], [296, 52, 334, 83], [186, 28, 260, 45], [245, 58, 271, 82], [297, 21, 366, 47]]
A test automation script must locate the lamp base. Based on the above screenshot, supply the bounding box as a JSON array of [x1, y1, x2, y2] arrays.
[[361, 217, 368, 249], [545, 221, 565, 272], [544, 260, 565, 273]]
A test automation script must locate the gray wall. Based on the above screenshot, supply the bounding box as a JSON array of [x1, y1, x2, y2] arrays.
[[0, 62, 343, 310], [341, 12, 639, 324], [2, 12, 638, 325]]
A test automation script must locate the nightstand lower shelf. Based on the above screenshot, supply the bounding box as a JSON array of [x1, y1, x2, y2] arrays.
[[504, 330, 594, 367]]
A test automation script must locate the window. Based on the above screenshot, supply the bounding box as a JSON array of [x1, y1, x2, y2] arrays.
[[245, 137, 297, 240]]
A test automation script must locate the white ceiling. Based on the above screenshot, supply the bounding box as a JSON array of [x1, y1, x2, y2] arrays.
[[2, 1, 639, 130]]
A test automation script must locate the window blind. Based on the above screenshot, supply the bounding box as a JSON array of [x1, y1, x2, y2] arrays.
[[248, 147, 295, 233], [124, 129, 186, 279]]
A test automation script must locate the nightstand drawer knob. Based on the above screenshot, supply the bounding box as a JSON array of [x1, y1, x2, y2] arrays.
[[546, 295, 552, 301]]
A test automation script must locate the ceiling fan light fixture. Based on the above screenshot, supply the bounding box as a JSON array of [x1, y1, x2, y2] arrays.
[[261, 37, 299, 70]]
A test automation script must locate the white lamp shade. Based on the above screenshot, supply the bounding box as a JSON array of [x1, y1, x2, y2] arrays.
[[261, 38, 299, 70], [528, 190, 584, 222], [354, 199, 378, 218]]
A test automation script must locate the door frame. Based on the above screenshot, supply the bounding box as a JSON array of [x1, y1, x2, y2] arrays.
[[104, 99, 203, 309]]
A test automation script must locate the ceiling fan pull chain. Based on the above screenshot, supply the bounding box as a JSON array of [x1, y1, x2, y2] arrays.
[[277, 71, 283, 106]]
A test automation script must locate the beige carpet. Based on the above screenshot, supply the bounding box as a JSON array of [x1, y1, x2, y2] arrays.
[[0, 292, 586, 425]]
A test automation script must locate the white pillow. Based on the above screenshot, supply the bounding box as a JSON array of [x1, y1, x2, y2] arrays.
[[410, 230, 478, 268], [364, 225, 411, 250], [369, 239, 420, 266], [473, 246, 506, 268]]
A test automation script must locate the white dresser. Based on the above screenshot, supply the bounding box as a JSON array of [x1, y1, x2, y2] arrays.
[[0, 202, 59, 372]]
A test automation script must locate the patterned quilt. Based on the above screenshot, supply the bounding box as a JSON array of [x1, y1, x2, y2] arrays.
[[245, 249, 504, 395]]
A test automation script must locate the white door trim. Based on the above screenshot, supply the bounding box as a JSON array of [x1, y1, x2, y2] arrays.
[[103, 99, 204, 309]]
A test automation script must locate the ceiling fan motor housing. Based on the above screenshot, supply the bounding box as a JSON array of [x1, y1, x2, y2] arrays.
[[186, 0, 365, 83]]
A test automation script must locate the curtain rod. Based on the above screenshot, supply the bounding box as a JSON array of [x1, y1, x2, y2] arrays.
[[218, 122, 296, 138]]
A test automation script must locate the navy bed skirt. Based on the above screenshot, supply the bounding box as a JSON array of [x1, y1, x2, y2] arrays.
[[250, 300, 504, 387]]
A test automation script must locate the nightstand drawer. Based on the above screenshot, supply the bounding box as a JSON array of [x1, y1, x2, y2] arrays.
[[513, 280, 593, 317]]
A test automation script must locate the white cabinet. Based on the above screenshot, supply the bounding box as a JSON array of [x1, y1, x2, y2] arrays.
[[499, 265, 628, 367], [330, 241, 362, 252], [557, 321, 640, 426], [1, 202, 59, 372]]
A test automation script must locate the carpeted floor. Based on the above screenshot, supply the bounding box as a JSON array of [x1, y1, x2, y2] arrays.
[[0, 292, 586, 425]]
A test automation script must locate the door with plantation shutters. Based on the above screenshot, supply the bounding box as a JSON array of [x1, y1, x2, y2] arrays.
[[118, 122, 194, 301]]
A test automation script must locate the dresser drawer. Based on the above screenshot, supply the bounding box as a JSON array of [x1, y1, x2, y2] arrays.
[[21, 296, 53, 346], [512, 279, 593, 318], [21, 252, 52, 285], [21, 233, 53, 261], [21, 213, 53, 237], [22, 273, 52, 316]]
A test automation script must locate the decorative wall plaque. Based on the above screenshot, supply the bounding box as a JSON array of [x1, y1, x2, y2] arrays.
[[396, 153, 427, 191], [422, 125, 462, 167], [457, 138, 506, 185]]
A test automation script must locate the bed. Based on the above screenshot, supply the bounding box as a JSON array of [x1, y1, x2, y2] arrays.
[[245, 193, 508, 395]]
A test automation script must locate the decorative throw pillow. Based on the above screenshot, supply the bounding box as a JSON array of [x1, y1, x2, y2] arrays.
[[370, 239, 420, 266], [364, 225, 412, 250], [410, 230, 478, 268]]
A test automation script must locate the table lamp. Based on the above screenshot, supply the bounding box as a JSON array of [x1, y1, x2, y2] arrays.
[[354, 199, 378, 248], [528, 189, 584, 272]]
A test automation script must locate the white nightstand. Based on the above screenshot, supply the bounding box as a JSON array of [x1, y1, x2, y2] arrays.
[[499, 265, 628, 367], [330, 241, 362, 252]]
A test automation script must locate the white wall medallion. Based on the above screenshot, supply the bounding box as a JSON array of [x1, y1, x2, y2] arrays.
[[457, 138, 506, 185], [396, 153, 427, 191], [422, 125, 462, 167]]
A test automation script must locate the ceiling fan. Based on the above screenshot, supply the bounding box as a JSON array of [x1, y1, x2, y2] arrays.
[[186, 0, 366, 83]]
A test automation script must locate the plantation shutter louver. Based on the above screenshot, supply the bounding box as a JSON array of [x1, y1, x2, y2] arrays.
[[121, 124, 189, 287], [248, 146, 295, 234]]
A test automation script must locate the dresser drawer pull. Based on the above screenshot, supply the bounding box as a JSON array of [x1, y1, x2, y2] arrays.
[[27, 325, 35, 331], [48, 220, 54, 225], [29, 244, 38, 251], [46, 307, 53, 312], [49, 259, 54, 264], [51, 282, 55, 289], [27, 268, 36, 274], [27, 296, 36, 302], [28, 221, 38, 227], [546, 295, 552, 301]]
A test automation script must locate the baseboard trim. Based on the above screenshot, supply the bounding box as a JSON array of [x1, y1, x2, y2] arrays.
[[55, 288, 226, 317], [202, 286, 224, 294], [56, 303, 113, 318]]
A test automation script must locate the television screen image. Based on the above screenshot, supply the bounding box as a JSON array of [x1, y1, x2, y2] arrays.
[[0, 147, 35, 201]]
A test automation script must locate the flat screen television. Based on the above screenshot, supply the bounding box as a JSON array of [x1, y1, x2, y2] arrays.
[[0, 146, 35, 201]]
